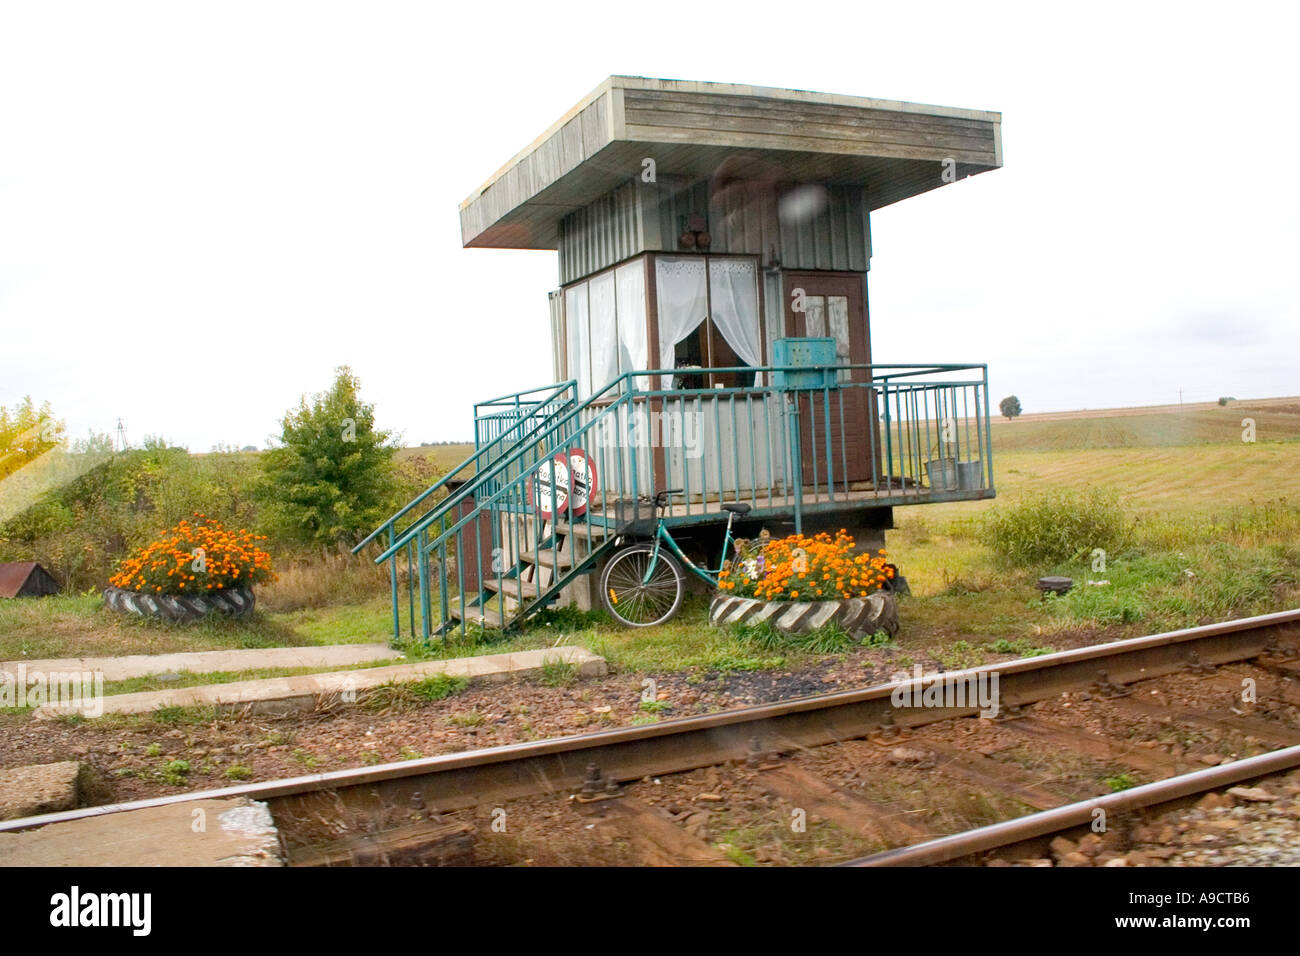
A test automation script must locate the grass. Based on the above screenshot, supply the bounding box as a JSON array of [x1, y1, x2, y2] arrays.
[[988, 399, 1300, 451], [0, 593, 394, 662], [5, 404, 1299, 687], [361, 672, 468, 711]]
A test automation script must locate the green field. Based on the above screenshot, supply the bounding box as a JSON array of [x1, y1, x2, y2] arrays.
[[987, 399, 1300, 452]]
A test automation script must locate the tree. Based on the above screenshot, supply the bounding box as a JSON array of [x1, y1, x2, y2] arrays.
[[257, 366, 398, 547], [0, 397, 66, 481], [999, 395, 1023, 420]]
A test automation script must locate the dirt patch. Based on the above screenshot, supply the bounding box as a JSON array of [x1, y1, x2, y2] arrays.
[[0, 622, 1126, 810]]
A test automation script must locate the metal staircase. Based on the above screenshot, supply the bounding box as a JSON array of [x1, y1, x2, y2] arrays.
[[354, 375, 645, 644]]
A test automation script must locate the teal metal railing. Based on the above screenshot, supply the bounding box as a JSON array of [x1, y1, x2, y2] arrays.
[[351, 380, 576, 641], [363, 362, 993, 644]]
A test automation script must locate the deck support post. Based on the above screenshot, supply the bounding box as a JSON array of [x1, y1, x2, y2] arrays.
[[417, 529, 431, 644]]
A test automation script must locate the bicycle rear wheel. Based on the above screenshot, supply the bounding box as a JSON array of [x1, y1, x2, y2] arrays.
[[600, 543, 685, 627]]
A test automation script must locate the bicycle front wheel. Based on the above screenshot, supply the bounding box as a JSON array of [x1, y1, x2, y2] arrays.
[[600, 543, 685, 627]]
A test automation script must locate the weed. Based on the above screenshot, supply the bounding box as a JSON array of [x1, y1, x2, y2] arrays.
[[937, 640, 986, 670], [982, 489, 1130, 566], [861, 629, 893, 648], [224, 764, 252, 781], [159, 759, 190, 786], [363, 673, 468, 710], [986, 638, 1053, 657], [539, 656, 579, 687], [1105, 773, 1137, 792], [448, 712, 485, 727], [730, 619, 857, 655]]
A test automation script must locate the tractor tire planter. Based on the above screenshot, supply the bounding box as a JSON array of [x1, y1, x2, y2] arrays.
[[709, 589, 899, 639], [102, 585, 256, 622]]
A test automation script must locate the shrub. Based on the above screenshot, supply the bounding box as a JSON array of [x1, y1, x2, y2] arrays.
[[980, 489, 1129, 566], [108, 514, 275, 594], [0, 443, 261, 591], [0, 396, 65, 481], [256, 366, 399, 547], [718, 530, 892, 601]]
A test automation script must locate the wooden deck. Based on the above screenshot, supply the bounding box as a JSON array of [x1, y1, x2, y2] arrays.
[[586, 480, 992, 531]]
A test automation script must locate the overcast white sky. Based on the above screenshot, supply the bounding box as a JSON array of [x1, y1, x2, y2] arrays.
[[2, 1, 1297, 451]]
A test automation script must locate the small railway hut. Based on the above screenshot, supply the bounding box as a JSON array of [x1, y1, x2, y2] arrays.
[[359, 76, 1003, 640]]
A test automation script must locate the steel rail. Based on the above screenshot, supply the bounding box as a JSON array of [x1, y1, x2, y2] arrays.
[[2, 609, 1297, 837], [843, 743, 1300, 867]]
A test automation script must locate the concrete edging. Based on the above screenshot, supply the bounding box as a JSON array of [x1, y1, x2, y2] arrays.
[[36, 645, 608, 718]]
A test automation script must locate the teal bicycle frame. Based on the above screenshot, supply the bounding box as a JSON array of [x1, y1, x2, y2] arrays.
[[638, 508, 741, 587]]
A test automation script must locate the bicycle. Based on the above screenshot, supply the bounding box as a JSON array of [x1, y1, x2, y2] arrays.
[[599, 489, 750, 627]]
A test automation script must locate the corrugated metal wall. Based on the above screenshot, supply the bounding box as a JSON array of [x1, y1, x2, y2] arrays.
[[557, 181, 644, 285], [558, 177, 871, 285]]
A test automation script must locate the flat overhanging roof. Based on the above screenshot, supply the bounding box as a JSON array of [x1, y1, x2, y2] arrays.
[[459, 76, 1002, 250]]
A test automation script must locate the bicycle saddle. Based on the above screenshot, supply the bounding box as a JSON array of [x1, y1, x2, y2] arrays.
[[721, 503, 752, 515]]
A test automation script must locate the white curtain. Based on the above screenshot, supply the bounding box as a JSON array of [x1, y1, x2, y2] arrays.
[[588, 271, 618, 393], [655, 257, 708, 388], [565, 284, 591, 398], [708, 258, 761, 369], [615, 261, 647, 383]]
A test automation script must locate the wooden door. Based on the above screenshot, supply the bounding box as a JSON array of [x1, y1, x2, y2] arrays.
[[782, 272, 873, 487]]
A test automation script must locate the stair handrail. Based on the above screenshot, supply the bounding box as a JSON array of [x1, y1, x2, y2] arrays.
[[352, 379, 576, 555], [371, 373, 635, 563], [416, 387, 638, 560]]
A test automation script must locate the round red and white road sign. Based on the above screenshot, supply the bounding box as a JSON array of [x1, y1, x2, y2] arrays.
[[529, 456, 570, 521], [562, 448, 598, 517]]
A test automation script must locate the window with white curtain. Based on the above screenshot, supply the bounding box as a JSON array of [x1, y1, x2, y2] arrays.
[[614, 261, 647, 379], [655, 257, 708, 389], [562, 256, 651, 399], [709, 259, 761, 368], [655, 255, 761, 389], [588, 271, 618, 392]]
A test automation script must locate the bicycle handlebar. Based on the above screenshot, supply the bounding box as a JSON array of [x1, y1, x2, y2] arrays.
[[639, 488, 685, 507]]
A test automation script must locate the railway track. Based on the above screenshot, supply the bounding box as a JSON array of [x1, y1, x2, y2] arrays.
[[4, 609, 1300, 866]]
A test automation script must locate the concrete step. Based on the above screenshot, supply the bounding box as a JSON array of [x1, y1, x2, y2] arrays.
[[448, 602, 511, 629], [1, 643, 397, 684], [518, 546, 573, 569], [36, 646, 607, 718], [550, 519, 612, 539], [482, 576, 542, 600]]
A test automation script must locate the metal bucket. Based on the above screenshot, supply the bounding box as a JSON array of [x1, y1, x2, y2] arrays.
[[956, 460, 984, 491], [924, 457, 958, 491]]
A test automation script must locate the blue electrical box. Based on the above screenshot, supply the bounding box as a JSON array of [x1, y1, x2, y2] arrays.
[[772, 337, 837, 389]]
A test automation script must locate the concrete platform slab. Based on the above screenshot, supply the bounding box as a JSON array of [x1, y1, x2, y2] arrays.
[[0, 761, 84, 820], [2, 643, 398, 683], [38, 645, 608, 717], [0, 797, 283, 866]]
